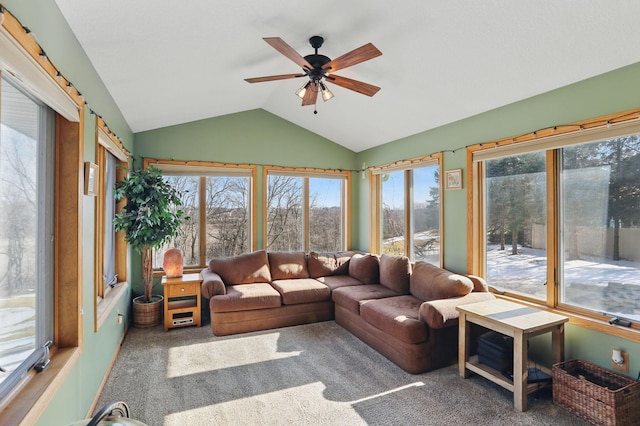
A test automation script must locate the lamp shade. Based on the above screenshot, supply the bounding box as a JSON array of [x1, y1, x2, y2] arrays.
[[162, 248, 184, 278]]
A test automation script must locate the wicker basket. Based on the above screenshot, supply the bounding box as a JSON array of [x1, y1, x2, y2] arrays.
[[553, 360, 640, 426]]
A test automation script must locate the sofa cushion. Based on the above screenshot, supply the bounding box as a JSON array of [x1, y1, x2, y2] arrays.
[[348, 254, 380, 284], [271, 278, 331, 305], [332, 284, 401, 314], [210, 283, 281, 313], [268, 251, 309, 280], [307, 251, 353, 278], [410, 262, 474, 302], [315, 275, 363, 291], [209, 250, 271, 285], [420, 292, 496, 329], [360, 296, 428, 344], [379, 254, 411, 294]]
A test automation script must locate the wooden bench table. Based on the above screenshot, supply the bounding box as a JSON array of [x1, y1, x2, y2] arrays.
[[457, 299, 568, 411]]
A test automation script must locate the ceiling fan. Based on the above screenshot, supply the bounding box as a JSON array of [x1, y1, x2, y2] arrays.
[[245, 36, 382, 109]]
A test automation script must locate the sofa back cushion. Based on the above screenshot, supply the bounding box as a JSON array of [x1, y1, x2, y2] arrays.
[[410, 261, 473, 302], [348, 254, 380, 284], [268, 251, 309, 280], [379, 254, 411, 294], [208, 250, 271, 285], [307, 251, 353, 278]]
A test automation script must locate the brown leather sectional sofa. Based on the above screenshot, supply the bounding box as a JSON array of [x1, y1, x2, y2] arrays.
[[201, 250, 494, 374]]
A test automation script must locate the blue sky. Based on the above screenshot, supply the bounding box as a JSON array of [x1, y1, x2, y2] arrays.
[[382, 166, 438, 209]]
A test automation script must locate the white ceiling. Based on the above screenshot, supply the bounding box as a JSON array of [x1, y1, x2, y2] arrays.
[[54, 0, 640, 153]]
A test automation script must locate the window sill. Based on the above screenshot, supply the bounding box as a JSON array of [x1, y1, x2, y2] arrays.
[[0, 347, 81, 425], [495, 294, 640, 343], [96, 281, 129, 331]]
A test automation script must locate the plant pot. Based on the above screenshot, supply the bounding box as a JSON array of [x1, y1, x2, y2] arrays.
[[132, 294, 164, 328]]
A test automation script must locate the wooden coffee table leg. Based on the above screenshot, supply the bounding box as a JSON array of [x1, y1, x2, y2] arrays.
[[458, 312, 470, 378], [552, 324, 565, 365], [513, 331, 528, 411]]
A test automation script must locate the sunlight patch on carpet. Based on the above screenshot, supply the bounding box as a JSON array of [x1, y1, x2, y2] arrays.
[[166, 331, 303, 378], [162, 382, 367, 426], [348, 381, 425, 404]]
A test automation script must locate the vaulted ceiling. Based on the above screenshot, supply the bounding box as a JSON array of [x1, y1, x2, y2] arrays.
[[54, 0, 640, 152]]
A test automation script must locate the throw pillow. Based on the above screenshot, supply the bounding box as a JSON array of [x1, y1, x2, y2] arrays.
[[307, 251, 353, 278]]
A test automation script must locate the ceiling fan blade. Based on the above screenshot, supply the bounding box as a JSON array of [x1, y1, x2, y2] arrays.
[[263, 37, 313, 71], [301, 83, 318, 106], [245, 73, 306, 83], [322, 43, 382, 72], [325, 74, 381, 97]]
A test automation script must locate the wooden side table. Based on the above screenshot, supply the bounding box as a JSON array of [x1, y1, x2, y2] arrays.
[[162, 273, 202, 332], [457, 299, 568, 412]]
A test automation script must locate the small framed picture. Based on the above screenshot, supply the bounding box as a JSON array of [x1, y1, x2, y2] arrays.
[[84, 162, 99, 196], [445, 169, 462, 190]]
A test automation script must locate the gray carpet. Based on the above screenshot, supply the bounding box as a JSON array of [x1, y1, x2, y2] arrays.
[[96, 321, 587, 425]]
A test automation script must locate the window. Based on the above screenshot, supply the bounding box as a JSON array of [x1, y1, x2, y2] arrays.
[[0, 75, 55, 399], [370, 155, 442, 264], [559, 139, 640, 317], [146, 160, 255, 269], [265, 168, 349, 252], [94, 124, 129, 330], [0, 9, 83, 421], [470, 113, 640, 334], [484, 151, 547, 298]]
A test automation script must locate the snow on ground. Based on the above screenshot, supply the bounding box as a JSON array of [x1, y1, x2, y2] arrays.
[[486, 244, 640, 286]]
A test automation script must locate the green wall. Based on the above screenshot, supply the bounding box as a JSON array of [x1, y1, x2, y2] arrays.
[[3, 1, 640, 424], [134, 110, 359, 271], [355, 61, 640, 272], [2, 1, 133, 425], [355, 61, 640, 376]]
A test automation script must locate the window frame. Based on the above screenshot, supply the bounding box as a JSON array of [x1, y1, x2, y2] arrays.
[[144, 158, 257, 273], [369, 153, 443, 266], [467, 108, 640, 342], [94, 121, 130, 331], [0, 8, 85, 423], [263, 166, 351, 252], [0, 73, 55, 402]]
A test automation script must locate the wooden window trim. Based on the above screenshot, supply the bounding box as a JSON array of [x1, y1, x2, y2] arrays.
[[0, 8, 85, 422], [466, 108, 640, 342], [263, 166, 351, 251], [144, 158, 257, 271], [94, 121, 129, 331], [369, 153, 443, 265]]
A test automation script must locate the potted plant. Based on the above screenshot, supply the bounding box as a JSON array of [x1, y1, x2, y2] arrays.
[[114, 165, 185, 327]]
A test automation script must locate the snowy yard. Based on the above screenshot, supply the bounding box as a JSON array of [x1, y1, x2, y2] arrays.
[[487, 245, 640, 320]]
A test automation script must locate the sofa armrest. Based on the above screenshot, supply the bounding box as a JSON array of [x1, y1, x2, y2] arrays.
[[419, 292, 496, 329], [467, 274, 489, 292], [201, 268, 226, 299]]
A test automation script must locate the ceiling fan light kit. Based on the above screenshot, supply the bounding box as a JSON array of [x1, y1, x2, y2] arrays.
[[245, 35, 381, 112]]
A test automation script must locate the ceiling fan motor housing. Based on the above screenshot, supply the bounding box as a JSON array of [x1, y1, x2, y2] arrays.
[[304, 35, 331, 81]]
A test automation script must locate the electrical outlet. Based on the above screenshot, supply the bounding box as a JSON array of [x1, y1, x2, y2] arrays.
[[611, 349, 629, 373], [116, 310, 123, 325]]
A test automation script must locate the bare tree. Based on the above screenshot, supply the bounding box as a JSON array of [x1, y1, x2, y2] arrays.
[[266, 175, 303, 251], [0, 134, 37, 295]]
